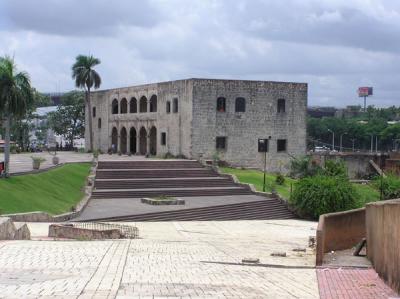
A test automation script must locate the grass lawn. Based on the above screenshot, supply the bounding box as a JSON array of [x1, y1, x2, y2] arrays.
[[0, 163, 91, 215], [220, 167, 297, 199], [220, 167, 380, 205]]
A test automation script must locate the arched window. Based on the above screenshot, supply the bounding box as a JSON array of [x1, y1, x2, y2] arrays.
[[217, 97, 226, 112], [235, 97, 246, 112], [120, 98, 128, 114], [278, 98, 286, 113], [150, 95, 157, 112], [140, 96, 147, 113], [98, 118, 101, 129], [92, 107, 96, 117], [130, 97, 137, 113], [173, 98, 178, 113], [112, 99, 118, 114]]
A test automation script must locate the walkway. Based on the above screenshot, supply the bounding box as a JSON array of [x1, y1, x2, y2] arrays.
[[0, 220, 319, 298], [0, 152, 93, 174]]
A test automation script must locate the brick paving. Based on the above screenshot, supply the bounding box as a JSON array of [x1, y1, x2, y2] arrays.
[[317, 267, 399, 299], [0, 220, 319, 298], [0, 220, 398, 298]]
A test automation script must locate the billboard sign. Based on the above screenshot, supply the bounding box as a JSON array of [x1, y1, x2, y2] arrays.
[[358, 87, 373, 97]]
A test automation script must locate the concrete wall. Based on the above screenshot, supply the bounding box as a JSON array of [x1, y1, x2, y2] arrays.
[[191, 79, 307, 172], [316, 208, 366, 265], [366, 199, 400, 294]]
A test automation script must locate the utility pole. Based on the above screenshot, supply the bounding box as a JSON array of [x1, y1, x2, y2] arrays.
[[375, 136, 378, 153], [370, 135, 374, 153], [351, 138, 356, 152], [328, 129, 335, 151], [340, 132, 347, 152]]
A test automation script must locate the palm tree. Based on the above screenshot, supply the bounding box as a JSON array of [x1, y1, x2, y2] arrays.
[[0, 56, 33, 176], [72, 55, 101, 152]]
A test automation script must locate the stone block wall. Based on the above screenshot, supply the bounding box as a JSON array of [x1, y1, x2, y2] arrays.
[[87, 78, 308, 171], [191, 79, 307, 172]]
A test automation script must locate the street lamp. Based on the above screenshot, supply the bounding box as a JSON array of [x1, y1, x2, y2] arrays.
[[328, 129, 335, 151], [340, 132, 348, 152], [351, 138, 356, 152]]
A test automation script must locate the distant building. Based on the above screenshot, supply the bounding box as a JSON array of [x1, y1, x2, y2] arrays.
[[335, 105, 362, 119], [307, 106, 337, 118]]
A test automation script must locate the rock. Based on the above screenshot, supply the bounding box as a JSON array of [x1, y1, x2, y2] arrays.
[[242, 258, 260, 264], [271, 251, 286, 257], [292, 247, 306, 252]]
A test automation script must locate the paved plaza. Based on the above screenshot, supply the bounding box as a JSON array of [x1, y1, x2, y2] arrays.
[[0, 220, 319, 298]]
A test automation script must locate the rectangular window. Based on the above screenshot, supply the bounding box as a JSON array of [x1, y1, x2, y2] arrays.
[[92, 107, 96, 117], [161, 132, 167, 145], [217, 97, 226, 112], [166, 101, 171, 113], [277, 139, 287, 152], [216, 136, 227, 151], [258, 139, 269, 152], [278, 99, 286, 113], [173, 98, 178, 113]]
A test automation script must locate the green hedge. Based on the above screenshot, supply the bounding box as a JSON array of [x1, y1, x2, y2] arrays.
[[290, 175, 358, 220]]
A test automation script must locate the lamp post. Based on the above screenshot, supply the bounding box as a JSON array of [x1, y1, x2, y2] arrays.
[[351, 138, 356, 152], [369, 134, 374, 153], [340, 132, 348, 152], [328, 129, 335, 151]]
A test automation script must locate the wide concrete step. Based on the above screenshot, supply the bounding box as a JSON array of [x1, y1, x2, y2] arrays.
[[91, 187, 253, 199], [97, 160, 202, 170], [94, 178, 236, 189], [81, 200, 295, 222], [95, 169, 218, 179]]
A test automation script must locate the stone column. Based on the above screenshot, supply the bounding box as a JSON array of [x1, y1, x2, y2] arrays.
[[146, 133, 151, 156], [127, 128, 131, 154], [136, 131, 140, 155]]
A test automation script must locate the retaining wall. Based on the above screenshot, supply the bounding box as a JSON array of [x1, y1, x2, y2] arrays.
[[316, 208, 366, 265], [366, 199, 400, 293]]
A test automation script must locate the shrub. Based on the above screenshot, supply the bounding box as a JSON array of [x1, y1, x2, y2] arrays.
[[289, 156, 321, 178], [373, 174, 400, 200], [323, 159, 347, 178], [275, 173, 285, 185], [290, 175, 358, 220]]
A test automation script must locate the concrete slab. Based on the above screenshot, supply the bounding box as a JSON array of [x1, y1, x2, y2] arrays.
[[74, 195, 272, 221]]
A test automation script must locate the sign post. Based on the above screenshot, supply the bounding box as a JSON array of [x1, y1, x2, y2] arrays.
[[258, 137, 271, 192], [358, 87, 373, 112]]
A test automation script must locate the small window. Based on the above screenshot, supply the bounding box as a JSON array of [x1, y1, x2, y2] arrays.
[[235, 97, 246, 112], [217, 97, 226, 112], [161, 132, 167, 145], [173, 98, 178, 113], [150, 95, 157, 112], [277, 139, 287, 152], [98, 118, 101, 129], [216, 136, 227, 151], [112, 99, 118, 114], [120, 98, 128, 114], [278, 99, 286, 113], [166, 101, 171, 113], [92, 107, 96, 117]]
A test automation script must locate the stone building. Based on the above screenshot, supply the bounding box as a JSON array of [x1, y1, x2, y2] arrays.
[[86, 78, 307, 172]]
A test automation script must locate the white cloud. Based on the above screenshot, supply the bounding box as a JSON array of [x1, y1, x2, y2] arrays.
[[0, 0, 399, 107]]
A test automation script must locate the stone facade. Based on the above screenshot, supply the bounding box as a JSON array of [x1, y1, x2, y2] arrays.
[[86, 78, 307, 172]]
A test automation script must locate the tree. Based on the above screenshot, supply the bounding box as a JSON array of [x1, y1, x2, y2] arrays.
[[0, 56, 33, 176], [32, 88, 52, 108], [48, 91, 85, 149], [71, 55, 101, 152]]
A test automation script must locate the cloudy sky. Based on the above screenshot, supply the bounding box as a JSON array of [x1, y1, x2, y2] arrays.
[[0, 0, 399, 107]]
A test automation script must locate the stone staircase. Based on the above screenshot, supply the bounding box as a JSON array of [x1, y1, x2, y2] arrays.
[[86, 159, 296, 221]]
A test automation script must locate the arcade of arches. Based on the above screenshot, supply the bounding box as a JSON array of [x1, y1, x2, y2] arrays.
[[111, 125, 157, 155]]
